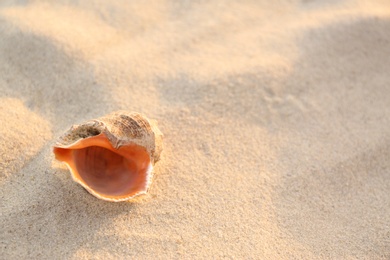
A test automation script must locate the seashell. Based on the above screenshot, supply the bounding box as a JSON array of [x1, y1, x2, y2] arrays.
[[53, 111, 163, 202]]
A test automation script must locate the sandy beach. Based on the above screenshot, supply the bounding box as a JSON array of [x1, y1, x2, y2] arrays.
[[1, 0, 390, 258]]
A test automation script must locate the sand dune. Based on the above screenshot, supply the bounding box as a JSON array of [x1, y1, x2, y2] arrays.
[[1, 0, 390, 258]]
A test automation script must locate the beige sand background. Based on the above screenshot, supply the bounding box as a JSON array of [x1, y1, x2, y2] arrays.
[[1, 0, 390, 259]]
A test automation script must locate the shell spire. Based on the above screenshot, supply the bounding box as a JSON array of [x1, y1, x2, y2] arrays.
[[53, 111, 163, 202]]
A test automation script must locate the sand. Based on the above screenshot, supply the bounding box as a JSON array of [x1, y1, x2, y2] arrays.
[[1, 0, 390, 259]]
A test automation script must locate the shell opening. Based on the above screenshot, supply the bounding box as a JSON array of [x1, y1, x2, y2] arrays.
[[54, 134, 152, 201], [74, 146, 147, 197]]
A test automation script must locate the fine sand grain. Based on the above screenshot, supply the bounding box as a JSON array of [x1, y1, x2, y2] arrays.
[[1, 1, 390, 259]]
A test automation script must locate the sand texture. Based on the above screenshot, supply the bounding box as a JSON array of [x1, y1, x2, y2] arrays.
[[1, 0, 390, 259]]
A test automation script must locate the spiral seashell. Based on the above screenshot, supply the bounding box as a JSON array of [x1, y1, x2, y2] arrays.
[[53, 111, 163, 202]]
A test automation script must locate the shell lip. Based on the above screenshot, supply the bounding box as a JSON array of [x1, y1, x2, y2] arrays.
[[54, 132, 103, 149]]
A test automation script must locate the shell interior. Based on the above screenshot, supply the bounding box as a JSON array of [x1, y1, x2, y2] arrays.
[[54, 133, 152, 201]]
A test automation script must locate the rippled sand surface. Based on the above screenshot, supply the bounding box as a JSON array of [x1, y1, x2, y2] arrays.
[[1, 1, 390, 258]]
